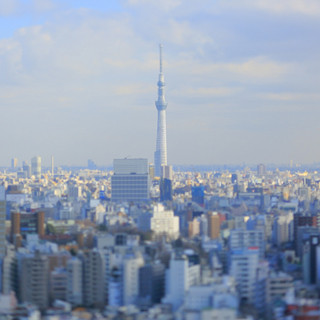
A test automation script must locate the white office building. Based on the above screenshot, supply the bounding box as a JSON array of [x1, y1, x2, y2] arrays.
[[229, 228, 265, 259], [123, 251, 144, 305], [163, 251, 201, 311], [229, 247, 260, 303], [108, 249, 144, 307], [184, 276, 238, 310], [150, 203, 179, 240], [267, 271, 293, 304]]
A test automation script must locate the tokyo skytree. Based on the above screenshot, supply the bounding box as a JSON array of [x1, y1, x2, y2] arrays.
[[154, 44, 168, 177]]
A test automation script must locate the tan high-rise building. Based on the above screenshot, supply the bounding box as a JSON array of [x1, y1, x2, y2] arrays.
[[208, 212, 220, 240], [161, 165, 173, 180], [188, 218, 200, 238]]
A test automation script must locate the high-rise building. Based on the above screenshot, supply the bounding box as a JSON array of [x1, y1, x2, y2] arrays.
[[0, 186, 5, 256], [82, 250, 104, 308], [31, 156, 41, 179], [11, 158, 18, 170], [11, 211, 45, 241], [111, 158, 149, 202], [188, 218, 200, 238], [302, 234, 320, 284], [257, 163, 266, 176], [87, 159, 97, 170], [163, 251, 200, 311], [50, 267, 67, 303], [150, 204, 179, 240], [123, 251, 144, 306], [229, 247, 260, 303], [2, 244, 15, 294], [192, 185, 205, 206], [272, 213, 293, 247], [20, 251, 49, 310], [154, 45, 168, 177], [22, 161, 31, 178], [294, 213, 317, 255], [229, 228, 265, 259], [51, 155, 54, 176], [231, 173, 239, 184], [109, 265, 122, 306], [160, 178, 173, 201], [161, 165, 173, 180], [160, 165, 173, 201], [208, 212, 220, 240], [66, 257, 83, 306], [149, 164, 155, 180], [139, 262, 165, 305]]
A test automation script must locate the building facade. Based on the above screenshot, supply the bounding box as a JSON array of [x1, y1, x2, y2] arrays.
[[20, 251, 49, 310], [111, 158, 149, 202], [150, 204, 179, 240]]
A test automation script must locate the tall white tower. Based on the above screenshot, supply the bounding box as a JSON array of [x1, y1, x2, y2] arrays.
[[154, 44, 168, 177]]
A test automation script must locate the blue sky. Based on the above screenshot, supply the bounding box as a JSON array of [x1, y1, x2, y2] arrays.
[[0, 0, 320, 166]]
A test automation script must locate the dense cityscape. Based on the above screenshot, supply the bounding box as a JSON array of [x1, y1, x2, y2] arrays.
[[1, 157, 320, 320], [1, 45, 320, 320], [1, 1, 320, 319]]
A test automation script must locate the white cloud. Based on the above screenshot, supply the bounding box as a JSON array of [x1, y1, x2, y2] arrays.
[[226, 57, 290, 79], [0, 0, 57, 16], [170, 57, 290, 82], [259, 92, 320, 102], [124, 0, 182, 11], [176, 87, 242, 98], [254, 0, 320, 15]]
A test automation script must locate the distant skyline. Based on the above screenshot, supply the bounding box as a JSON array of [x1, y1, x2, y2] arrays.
[[0, 0, 320, 166]]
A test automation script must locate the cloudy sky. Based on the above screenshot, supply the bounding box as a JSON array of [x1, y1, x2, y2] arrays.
[[0, 0, 319, 167]]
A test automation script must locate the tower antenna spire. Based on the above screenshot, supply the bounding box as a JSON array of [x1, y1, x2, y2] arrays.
[[159, 44, 163, 73]]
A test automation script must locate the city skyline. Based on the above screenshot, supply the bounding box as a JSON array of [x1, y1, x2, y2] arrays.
[[0, 1, 320, 166]]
